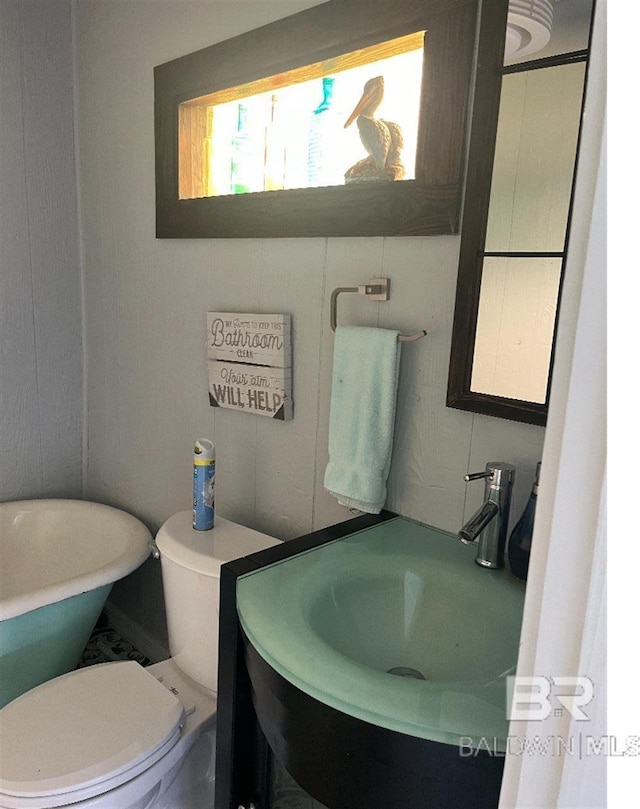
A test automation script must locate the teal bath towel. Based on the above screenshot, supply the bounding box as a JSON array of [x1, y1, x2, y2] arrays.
[[324, 326, 401, 514]]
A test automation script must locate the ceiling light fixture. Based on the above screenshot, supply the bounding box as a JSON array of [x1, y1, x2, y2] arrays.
[[505, 0, 555, 58]]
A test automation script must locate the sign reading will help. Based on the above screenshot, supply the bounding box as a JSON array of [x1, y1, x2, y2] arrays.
[[206, 313, 292, 420]]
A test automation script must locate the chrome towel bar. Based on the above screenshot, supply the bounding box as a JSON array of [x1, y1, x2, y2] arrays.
[[330, 278, 427, 343]]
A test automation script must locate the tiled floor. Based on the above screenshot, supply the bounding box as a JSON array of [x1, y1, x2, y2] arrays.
[[77, 620, 152, 669]]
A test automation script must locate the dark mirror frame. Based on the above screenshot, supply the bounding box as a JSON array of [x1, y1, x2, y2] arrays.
[[447, 29, 594, 427], [154, 0, 508, 239]]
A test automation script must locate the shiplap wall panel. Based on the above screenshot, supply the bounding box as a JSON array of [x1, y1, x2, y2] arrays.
[[0, 0, 82, 501], [380, 237, 474, 528], [74, 0, 546, 649], [253, 238, 326, 540], [0, 1, 43, 498], [19, 1, 82, 496]]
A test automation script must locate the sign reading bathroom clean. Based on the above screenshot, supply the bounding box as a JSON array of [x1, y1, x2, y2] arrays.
[[206, 312, 292, 420]]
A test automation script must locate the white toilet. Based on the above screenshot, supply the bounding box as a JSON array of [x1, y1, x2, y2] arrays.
[[0, 513, 280, 809]]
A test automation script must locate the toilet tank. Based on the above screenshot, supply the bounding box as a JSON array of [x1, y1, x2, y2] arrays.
[[155, 512, 280, 692]]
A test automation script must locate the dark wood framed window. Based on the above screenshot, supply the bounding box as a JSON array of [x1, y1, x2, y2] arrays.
[[154, 0, 504, 239]]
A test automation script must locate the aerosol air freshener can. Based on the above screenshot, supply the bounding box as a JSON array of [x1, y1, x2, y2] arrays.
[[193, 439, 215, 530]]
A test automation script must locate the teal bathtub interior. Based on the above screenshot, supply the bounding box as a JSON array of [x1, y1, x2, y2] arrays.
[[0, 585, 112, 708]]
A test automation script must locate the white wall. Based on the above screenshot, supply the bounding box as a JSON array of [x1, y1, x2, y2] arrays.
[[73, 0, 546, 647], [0, 0, 82, 500]]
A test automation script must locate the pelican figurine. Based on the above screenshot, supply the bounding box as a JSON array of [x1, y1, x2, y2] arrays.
[[343, 76, 405, 183]]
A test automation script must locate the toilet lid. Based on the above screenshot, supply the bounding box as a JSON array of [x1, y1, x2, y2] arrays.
[[0, 661, 185, 802]]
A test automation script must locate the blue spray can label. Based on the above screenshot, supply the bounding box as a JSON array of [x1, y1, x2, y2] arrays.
[[193, 439, 215, 530]]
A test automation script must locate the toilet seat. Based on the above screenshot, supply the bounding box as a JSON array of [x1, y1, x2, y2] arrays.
[[0, 662, 185, 808]]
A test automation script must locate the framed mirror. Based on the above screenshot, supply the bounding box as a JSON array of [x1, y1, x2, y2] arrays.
[[447, 0, 596, 426], [154, 0, 506, 239]]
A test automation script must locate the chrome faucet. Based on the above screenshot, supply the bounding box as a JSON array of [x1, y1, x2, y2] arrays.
[[459, 462, 515, 569]]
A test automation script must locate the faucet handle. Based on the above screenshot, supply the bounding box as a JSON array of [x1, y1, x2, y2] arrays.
[[464, 470, 492, 482], [464, 462, 515, 487]]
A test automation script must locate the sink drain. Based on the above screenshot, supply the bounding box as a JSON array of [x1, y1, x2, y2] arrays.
[[386, 666, 426, 680]]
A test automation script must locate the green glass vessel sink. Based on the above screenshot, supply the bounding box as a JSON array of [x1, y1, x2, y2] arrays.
[[237, 516, 525, 749]]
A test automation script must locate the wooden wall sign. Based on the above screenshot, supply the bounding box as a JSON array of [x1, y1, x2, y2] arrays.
[[206, 313, 292, 420]]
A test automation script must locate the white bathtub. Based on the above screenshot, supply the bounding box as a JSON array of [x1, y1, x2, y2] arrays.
[[0, 499, 151, 707]]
